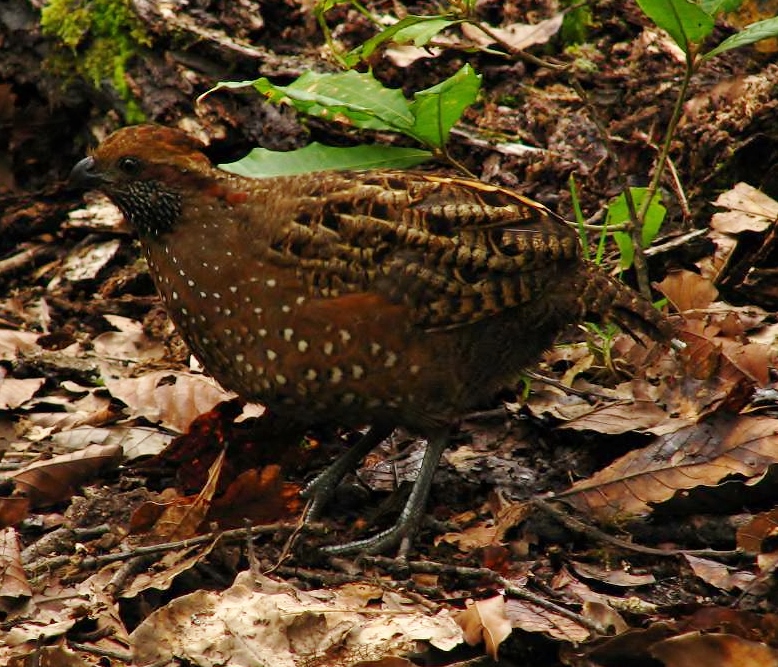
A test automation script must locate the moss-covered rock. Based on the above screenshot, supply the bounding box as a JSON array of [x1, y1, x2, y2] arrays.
[[40, 0, 151, 122]]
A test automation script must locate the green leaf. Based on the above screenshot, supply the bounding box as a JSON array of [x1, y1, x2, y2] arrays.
[[636, 0, 715, 52], [408, 64, 481, 148], [219, 142, 432, 177], [702, 15, 778, 60], [698, 0, 742, 16], [260, 70, 416, 132], [355, 16, 460, 61], [607, 188, 666, 269]]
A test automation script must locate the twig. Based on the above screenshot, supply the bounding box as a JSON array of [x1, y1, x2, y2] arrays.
[[532, 498, 743, 559], [361, 555, 608, 636]]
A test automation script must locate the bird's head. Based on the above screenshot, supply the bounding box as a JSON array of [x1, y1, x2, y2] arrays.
[[70, 125, 214, 237]]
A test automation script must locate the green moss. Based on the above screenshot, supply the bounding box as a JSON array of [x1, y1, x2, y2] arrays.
[[41, 0, 152, 122]]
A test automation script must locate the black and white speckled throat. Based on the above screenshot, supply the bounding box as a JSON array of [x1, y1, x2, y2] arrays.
[[113, 181, 183, 238]]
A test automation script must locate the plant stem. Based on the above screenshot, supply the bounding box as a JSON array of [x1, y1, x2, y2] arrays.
[[637, 54, 696, 227]]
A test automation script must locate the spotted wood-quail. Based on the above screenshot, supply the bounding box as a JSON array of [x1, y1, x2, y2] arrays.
[[70, 124, 673, 555]]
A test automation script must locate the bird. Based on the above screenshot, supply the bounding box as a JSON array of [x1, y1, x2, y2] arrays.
[[70, 124, 674, 555]]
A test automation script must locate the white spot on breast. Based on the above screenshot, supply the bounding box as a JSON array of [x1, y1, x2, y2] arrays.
[[295, 296, 306, 305], [305, 369, 317, 381], [409, 365, 420, 375], [370, 342, 381, 356], [259, 328, 267, 337], [297, 340, 309, 352], [330, 367, 343, 383], [323, 342, 334, 355], [352, 365, 364, 379], [385, 351, 398, 368], [236, 353, 245, 363], [283, 328, 294, 341], [339, 329, 352, 343], [266, 279, 277, 287], [254, 307, 263, 315], [213, 292, 221, 299], [229, 286, 238, 293], [281, 305, 291, 313], [275, 374, 287, 385], [266, 349, 277, 361], [200, 291, 207, 298]]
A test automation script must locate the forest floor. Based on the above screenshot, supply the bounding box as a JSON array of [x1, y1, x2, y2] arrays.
[[1, 0, 778, 665]]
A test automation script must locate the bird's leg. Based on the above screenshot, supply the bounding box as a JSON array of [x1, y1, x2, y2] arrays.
[[302, 423, 395, 522], [319, 428, 450, 556]]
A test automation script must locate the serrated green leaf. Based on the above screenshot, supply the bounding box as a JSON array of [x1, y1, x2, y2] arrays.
[[219, 142, 432, 177], [636, 0, 715, 52], [702, 15, 778, 60], [408, 64, 481, 148]]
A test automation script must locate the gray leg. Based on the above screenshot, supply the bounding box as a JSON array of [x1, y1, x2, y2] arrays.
[[320, 428, 449, 556], [302, 423, 394, 522]]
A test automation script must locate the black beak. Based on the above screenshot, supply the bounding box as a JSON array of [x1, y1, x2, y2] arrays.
[[69, 156, 103, 189]]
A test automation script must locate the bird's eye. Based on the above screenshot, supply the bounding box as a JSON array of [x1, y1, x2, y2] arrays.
[[117, 156, 142, 175]]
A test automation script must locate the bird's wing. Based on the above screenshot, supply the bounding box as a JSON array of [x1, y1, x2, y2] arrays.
[[265, 172, 581, 330]]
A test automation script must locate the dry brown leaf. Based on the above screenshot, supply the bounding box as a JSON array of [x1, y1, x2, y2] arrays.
[[570, 561, 655, 587], [0, 329, 40, 361], [9, 443, 123, 508], [711, 182, 778, 234], [151, 446, 226, 541], [0, 528, 32, 604], [661, 323, 763, 420], [92, 314, 166, 362], [581, 601, 630, 635], [121, 539, 219, 599], [651, 632, 778, 667], [0, 498, 30, 529], [657, 270, 719, 313], [505, 597, 590, 642], [208, 465, 301, 528], [737, 508, 778, 554], [460, 15, 564, 51], [6, 646, 89, 667], [50, 425, 174, 460], [684, 554, 756, 592], [457, 595, 512, 660], [102, 369, 237, 432], [558, 400, 668, 434], [0, 376, 44, 409], [436, 520, 500, 552], [557, 415, 778, 520], [130, 571, 462, 666]]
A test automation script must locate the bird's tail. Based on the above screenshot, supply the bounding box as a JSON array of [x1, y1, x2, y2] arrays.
[[578, 267, 675, 345]]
